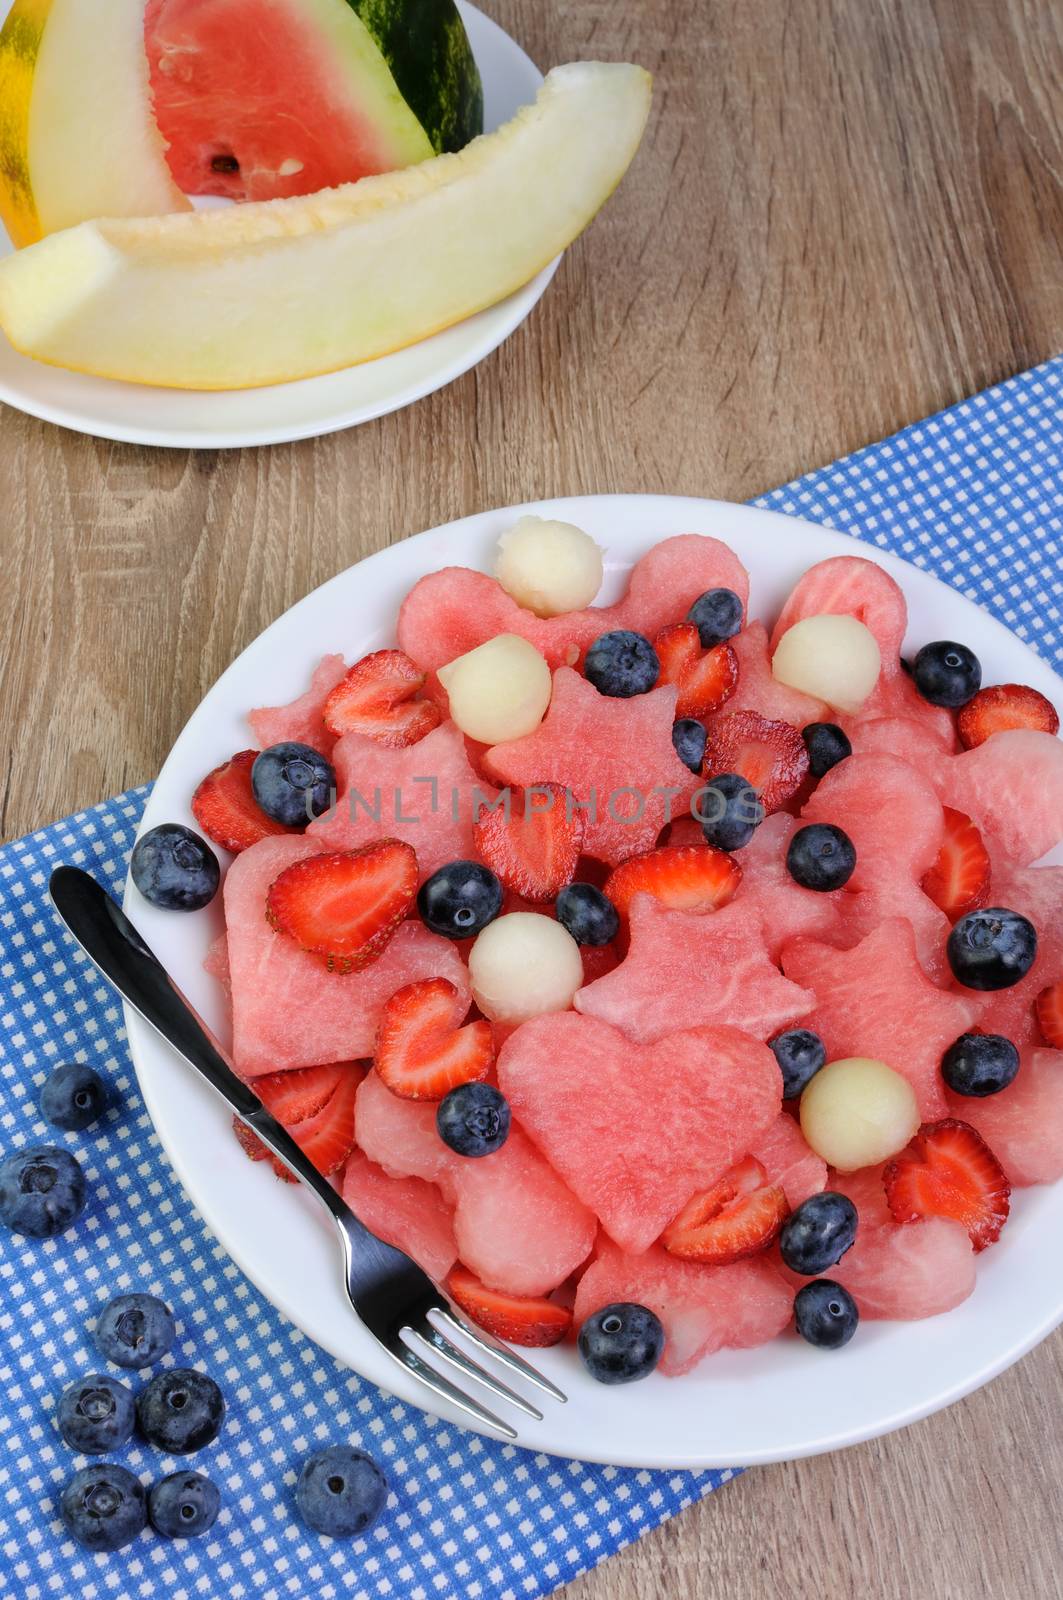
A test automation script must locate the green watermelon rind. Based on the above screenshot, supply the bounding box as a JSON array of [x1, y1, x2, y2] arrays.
[[351, 0, 483, 154]]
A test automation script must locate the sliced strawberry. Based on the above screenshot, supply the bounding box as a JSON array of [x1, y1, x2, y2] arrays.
[[921, 807, 991, 921], [655, 623, 739, 720], [191, 749, 293, 854], [883, 1118, 1011, 1252], [957, 684, 1060, 749], [231, 1061, 364, 1182], [473, 782, 585, 901], [375, 978, 494, 1100], [1035, 981, 1063, 1049], [604, 843, 741, 923], [660, 1156, 788, 1264], [232, 1115, 295, 1180], [446, 1266, 572, 1347], [323, 649, 442, 747], [704, 710, 809, 812], [288, 1067, 361, 1176], [266, 840, 418, 971], [255, 1061, 351, 1122]]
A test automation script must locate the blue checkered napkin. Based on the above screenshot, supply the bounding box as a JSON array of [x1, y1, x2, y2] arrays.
[[1, 354, 1061, 1600]]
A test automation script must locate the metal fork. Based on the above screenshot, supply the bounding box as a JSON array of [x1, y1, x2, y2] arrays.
[[48, 866, 566, 1440]]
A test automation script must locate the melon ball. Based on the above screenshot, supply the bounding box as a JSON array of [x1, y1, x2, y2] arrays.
[[800, 1057, 920, 1172], [468, 913, 584, 1024], [494, 516, 604, 618], [772, 614, 882, 713], [438, 634, 552, 745]]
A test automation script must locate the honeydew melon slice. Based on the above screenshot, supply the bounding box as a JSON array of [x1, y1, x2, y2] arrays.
[[0, 61, 652, 389]]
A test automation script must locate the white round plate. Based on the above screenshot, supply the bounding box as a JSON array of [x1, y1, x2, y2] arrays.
[[0, 2, 555, 449], [125, 496, 1063, 1468]]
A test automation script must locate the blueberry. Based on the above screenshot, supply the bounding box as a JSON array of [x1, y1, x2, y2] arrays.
[[686, 588, 743, 649], [39, 1062, 107, 1132], [779, 1193, 858, 1277], [130, 824, 219, 912], [251, 742, 335, 827], [770, 1028, 827, 1099], [95, 1293, 176, 1369], [786, 823, 857, 891], [793, 1280, 859, 1350], [947, 907, 1037, 991], [436, 1083, 510, 1157], [57, 1375, 135, 1455], [584, 631, 660, 698], [149, 1471, 221, 1539], [555, 883, 619, 946], [578, 1302, 664, 1385], [941, 1032, 1021, 1096], [417, 861, 503, 940], [0, 1145, 86, 1237], [295, 1445, 387, 1538], [697, 772, 764, 851], [912, 641, 982, 708], [60, 1464, 147, 1551], [672, 717, 707, 775], [802, 722, 852, 779], [137, 1369, 224, 1454]]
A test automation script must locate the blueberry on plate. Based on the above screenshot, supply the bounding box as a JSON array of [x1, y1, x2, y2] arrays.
[[779, 1193, 858, 1277], [793, 1280, 859, 1350], [58, 1375, 135, 1455], [584, 630, 660, 698], [0, 1145, 86, 1237], [149, 1471, 221, 1539], [802, 722, 852, 779], [137, 1369, 225, 1454], [947, 907, 1037, 991], [698, 772, 764, 851], [578, 1302, 664, 1384], [39, 1062, 108, 1132], [296, 1445, 387, 1538], [251, 742, 335, 827], [417, 861, 503, 940], [555, 883, 619, 946], [130, 823, 220, 912], [770, 1028, 827, 1099], [672, 717, 707, 775], [436, 1083, 511, 1157], [95, 1292, 176, 1369], [941, 1032, 1020, 1097], [686, 587, 743, 649], [60, 1464, 147, 1551], [912, 641, 982, 708], [786, 823, 857, 891]]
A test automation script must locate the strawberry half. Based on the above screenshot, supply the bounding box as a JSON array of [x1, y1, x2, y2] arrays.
[[191, 749, 293, 854], [704, 710, 808, 812], [1035, 981, 1063, 1049], [231, 1061, 364, 1182], [655, 623, 739, 720], [921, 807, 991, 921], [375, 978, 494, 1100], [266, 839, 418, 971], [446, 1266, 572, 1347], [883, 1118, 1011, 1252], [323, 649, 442, 747], [660, 1156, 788, 1264], [604, 843, 741, 923], [473, 782, 585, 901], [957, 683, 1060, 749]]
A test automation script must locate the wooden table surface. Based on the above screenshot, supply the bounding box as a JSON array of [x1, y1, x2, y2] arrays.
[[1, 0, 1061, 1594]]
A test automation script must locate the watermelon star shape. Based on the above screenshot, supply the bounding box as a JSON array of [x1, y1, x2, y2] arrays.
[[575, 896, 814, 1044]]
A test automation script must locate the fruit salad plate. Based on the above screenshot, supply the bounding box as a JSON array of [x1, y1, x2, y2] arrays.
[[0, 1, 556, 449], [123, 495, 1063, 1469]]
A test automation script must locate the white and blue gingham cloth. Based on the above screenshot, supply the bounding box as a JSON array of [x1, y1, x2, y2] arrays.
[[1, 356, 1060, 1598]]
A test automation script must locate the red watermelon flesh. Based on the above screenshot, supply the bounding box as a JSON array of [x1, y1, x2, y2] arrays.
[[801, 751, 945, 888], [341, 1150, 457, 1283], [249, 654, 347, 755], [722, 621, 828, 727], [224, 836, 469, 1075], [575, 896, 814, 1046], [573, 1240, 793, 1376], [856, 671, 958, 747], [947, 1049, 1063, 1187], [203, 932, 231, 994], [939, 730, 1063, 869], [975, 865, 1063, 1050], [397, 535, 751, 677], [845, 715, 954, 789], [824, 1166, 976, 1320], [484, 668, 697, 866], [496, 1012, 782, 1254], [749, 1114, 827, 1208], [733, 812, 848, 962], [770, 555, 907, 676], [781, 919, 983, 1120]]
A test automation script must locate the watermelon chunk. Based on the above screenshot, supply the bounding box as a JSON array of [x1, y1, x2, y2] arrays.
[[224, 835, 469, 1075], [946, 1049, 1063, 1187], [575, 896, 814, 1046], [496, 1012, 782, 1254], [722, 621, 828, 727], [845, 715, 954, 790], [732, 812, 848, 962], [749, 1114, 827, 1208], [341, 1150, 457, 1282], [939, 730, 1063, 869], [573, 1240, 793, 1376], [976, 865, 1063, 1050], [203, 932, 231, 994], [249, 653, 347, 754], [823, 1166, 976, 1320]]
